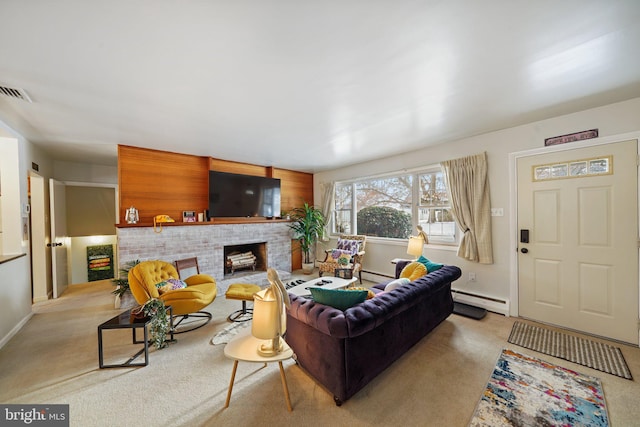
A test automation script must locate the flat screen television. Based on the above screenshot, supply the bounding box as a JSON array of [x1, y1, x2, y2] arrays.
[[209, 171, 281, 218]]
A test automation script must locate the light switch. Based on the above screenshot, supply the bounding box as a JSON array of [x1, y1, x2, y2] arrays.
[[491, 208, 504, 217]]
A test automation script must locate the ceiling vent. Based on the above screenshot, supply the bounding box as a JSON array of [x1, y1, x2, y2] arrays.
[[0, 84, 32, 103]]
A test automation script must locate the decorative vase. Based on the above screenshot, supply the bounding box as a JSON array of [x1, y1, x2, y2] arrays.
[[120, 291, 137, 310], [302, 262, 315, 274]]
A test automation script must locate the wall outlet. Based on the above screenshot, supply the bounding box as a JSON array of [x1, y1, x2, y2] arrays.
[[468, 272, 476, 282], [491, 208, 504, 217]]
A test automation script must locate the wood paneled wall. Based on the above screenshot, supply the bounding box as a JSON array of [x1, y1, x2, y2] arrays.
[[208, 158, 269, 177], [119, 145, 314, 269], [118, 146, 209, 224], [272, 168, 313, 214]]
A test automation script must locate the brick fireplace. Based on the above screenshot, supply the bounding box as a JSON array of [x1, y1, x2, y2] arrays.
[[224, 242, 267, 276], [116, 222, 292, 292]]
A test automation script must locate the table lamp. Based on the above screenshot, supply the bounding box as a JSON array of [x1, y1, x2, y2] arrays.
[[252, 268, 291, 356], [406, 225, 429, 259]]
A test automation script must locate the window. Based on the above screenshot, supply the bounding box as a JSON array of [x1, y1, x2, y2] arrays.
[[334, 183, 352, 234], [417, 171, 455, 243], [333, 168, 456, 243]]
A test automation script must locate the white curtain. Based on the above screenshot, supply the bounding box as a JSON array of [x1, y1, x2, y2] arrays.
[[320, 181, 335, 241], [441, 152, 493, 264]]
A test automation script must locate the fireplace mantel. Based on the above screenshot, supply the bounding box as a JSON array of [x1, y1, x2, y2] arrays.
[[115, 217, 291, 228], [117, 222, 292, 290]]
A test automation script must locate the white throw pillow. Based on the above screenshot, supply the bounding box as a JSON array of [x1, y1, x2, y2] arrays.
[[384, 277, 410, 292]]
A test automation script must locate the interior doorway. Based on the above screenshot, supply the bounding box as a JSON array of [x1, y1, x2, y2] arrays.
[[30, 178, 118, 301]]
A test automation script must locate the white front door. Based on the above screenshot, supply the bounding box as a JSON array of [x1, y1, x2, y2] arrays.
[[50, 179, 69, 299], [517, 139, 638, 344]]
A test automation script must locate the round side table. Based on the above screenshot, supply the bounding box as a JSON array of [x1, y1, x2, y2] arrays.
[[223, 329, 294, 411]]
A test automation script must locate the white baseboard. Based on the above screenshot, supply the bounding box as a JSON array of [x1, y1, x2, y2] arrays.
[[452, 289, 510, 316], [0, 312, 34, 350], [361, 272, 510, 317], [33, 295, 49, 303], [362, 271, 393, 283]]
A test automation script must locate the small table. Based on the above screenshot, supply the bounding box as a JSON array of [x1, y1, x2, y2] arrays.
[[390, 258, 413, 264], [97, 306, 174, 368], [223, 329, 294, 411], [286, 276, 358, 297]]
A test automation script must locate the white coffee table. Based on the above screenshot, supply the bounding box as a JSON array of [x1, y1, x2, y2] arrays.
[[286, 276, 358, 297]]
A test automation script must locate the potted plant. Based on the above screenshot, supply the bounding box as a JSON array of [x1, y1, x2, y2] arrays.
[[111, 260, 140, 308], [288, 202, 326, 274], [131, 298, 172, 350], [143, 298, 172, 349]]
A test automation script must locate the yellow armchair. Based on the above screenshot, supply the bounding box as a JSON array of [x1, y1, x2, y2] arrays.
[[128, 260, 217, 333]]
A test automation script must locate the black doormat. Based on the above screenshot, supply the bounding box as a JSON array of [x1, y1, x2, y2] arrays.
[[508, 321, 633, 380]]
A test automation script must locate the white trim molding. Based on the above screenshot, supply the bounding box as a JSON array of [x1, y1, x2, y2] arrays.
[[508, 131, 640, 318]]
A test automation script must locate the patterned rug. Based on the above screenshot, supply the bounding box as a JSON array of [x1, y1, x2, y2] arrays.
[[469, 349, 609, 427], [210, 321, 250, 345], [508, 321, 632, 380]]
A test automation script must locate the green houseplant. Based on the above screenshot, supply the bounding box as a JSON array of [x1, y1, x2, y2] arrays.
[[111, 259, 140, 297], [288, 202, 326, 274], [131, 297, 172, 350], [143, 298, 172, 350]]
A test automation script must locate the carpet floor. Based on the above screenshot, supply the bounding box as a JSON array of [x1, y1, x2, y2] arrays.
[[1, 275, 639, 426]]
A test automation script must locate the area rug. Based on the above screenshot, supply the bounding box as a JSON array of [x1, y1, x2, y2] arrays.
[[508, 321, 632, 380], [469, 349, 609, 427], [210, 321, 250, 345]]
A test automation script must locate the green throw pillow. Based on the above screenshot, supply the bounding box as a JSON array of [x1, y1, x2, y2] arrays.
[[309, 287, 368, 310], [417, 255, 443, 273]]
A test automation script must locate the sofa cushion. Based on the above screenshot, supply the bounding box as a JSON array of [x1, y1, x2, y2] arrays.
[[417, 255, 443, 273], [309, 287, 368, 310], [155, 278, 187, 294], [384, 277, 410, 292], [399, 262, 427, 281], [336, 238, 361, 255], [349, 286, 376, 299], [328, 249, 352, 262]]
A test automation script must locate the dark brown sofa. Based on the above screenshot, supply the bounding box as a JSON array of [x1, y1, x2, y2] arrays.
[[285, 263, 461, 405]]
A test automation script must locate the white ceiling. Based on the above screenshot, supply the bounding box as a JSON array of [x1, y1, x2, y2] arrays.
[[1, 1, 640, 173]]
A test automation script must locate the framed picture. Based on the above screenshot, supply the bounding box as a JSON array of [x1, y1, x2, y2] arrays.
[[335, 268, 353, 279], [182, 210, 196, 222], [544, 129, 598, 146]]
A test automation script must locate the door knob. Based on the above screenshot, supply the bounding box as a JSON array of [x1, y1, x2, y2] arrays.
[[520, 248, 528, 254]]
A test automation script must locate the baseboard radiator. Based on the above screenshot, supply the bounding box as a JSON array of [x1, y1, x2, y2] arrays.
[[362, 271, 510, 317], [362, 270, 394, 282], [452, 289, 510, 316]]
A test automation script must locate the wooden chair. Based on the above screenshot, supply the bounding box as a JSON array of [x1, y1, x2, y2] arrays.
[[175, 257, 200, 279], [318, 235, 367, 283]]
